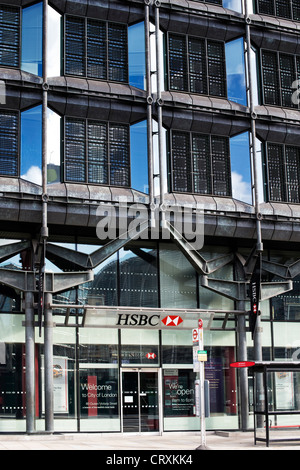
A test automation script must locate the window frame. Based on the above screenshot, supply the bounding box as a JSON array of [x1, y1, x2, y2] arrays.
[[63, 117, 131, 188], [63, 14, 129, 83], [169, 130, 232, 197], [265, 141, 300, 203], [167, 32, 227, 98], [260, 49, 300, 108]]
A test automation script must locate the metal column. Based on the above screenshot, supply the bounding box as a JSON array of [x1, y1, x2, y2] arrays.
[[155, 2, 166, 228], [145, 1, 155, 228], [25, 291, 35, 434], [237, 301, 249, 430], [44, 292, 54, 432], [42, 0, 49, 240], [244, 0, 263, 360]]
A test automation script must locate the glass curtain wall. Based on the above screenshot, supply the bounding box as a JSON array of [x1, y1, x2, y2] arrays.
[[1, 241, 299, 432]]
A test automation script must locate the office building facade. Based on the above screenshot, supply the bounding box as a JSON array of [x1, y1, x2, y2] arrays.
[[0, 0, 299, 434]]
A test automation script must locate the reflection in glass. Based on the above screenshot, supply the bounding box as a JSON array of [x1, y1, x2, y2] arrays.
[[21, 3, 43, 76], [121, 329, 159, 365], [249, 47, 259, 106], [199, 247, 234, 311], [153, 120, 167, 197], [225, 38, 247, 106], [79, 368, 119, 418], [130, 121, 148, 193], [47, 109, 61, 184], [253, 137, 265, 203], [223, 0, 243, 12], [163, 369, 196, 417], [160, 245, 197, 308], [230, 132, 252, 204], [21, 105, 42, 185], [47, 6, 61, 77], [80, 251, 118, 307], [128, 22, 146, 90], [119, 246, 158, 308]]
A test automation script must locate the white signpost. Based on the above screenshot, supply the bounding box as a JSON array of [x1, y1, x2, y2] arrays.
[[196, 319, 208, 450]]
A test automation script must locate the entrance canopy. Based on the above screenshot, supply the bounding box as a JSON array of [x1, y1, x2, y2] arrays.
[[52, 304, 246, 330], [80, 306, 214, 329]]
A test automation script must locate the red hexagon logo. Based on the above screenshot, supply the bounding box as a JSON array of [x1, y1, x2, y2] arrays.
[[161, 315, 183, 327], [146, 353, 157, 359]]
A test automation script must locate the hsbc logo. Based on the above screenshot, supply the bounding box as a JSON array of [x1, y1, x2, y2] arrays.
[[161, 315, 183, 327], [116, 313, 184, 328], [117, 314, 160, 326], [146, 353, 157, 359]]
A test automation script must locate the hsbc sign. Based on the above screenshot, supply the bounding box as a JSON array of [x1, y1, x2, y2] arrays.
[[116, 313, 184, 328], [83, 307, 212, 330]]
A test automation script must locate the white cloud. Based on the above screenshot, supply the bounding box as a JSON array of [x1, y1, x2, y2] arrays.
[[231, 171, 252, 204], [21, 165, 42, 185]]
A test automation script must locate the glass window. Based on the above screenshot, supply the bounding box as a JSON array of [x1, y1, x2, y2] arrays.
[[77, 245, 118, 307], [225, 38, 247, 106], [78, 328, 119, 431], [168, 34, 226, 97], [256, 0, 300, 21], [128, 22, 146, 90], [47, 108, 61, 184], [160, 244, 197, 308], [223, 0, 242, 12], [65, 16, 128, 83], [170, 131, 231, 196], [64, 118, 130, 186], [0, 5, 19, 68], [163, 369, 196, 418], [230, 132, 252, 204], [0, 314, 25, 432], [121, 329, 159, 366], [130, 121, 148, 193], [198, 246, 235, 311], [21, 105, 42, 185], [47, 6, 61, 77], [271, 277, 300, 321], [162, 330, 193, 365], [261, 50, 300, 108], [265, 142, 300, 203], [119, 246, 159, 308], [21, 3, 43, 76], [0, 111, 18, 177]]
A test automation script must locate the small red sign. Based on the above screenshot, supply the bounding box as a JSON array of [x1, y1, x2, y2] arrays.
[[198, 319, 203, 329], [146, 353, 157, 359], [230, 361, 256, 368], [192, 329, 199, 342], [161, 315, 183, 327]]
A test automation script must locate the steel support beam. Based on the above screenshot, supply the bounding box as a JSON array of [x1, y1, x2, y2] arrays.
[[201, 277, 293, 302], [0, 240, 31, 263], [0, 268, 93, 293], [166, 221, 233, 275], [46, 220, 149, 271]]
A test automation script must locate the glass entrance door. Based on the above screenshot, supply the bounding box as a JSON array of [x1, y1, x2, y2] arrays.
[[121, 369, 160, 433]]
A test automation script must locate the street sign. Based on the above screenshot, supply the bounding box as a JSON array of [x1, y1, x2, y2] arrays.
[[230, 361, 256, 368], [197, 350, 207, 362], [192, 328, 199, 343], [198, 319, 203, 329]]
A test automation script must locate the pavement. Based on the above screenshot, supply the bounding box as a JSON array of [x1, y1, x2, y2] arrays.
[[0, 431, 299, 451]]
